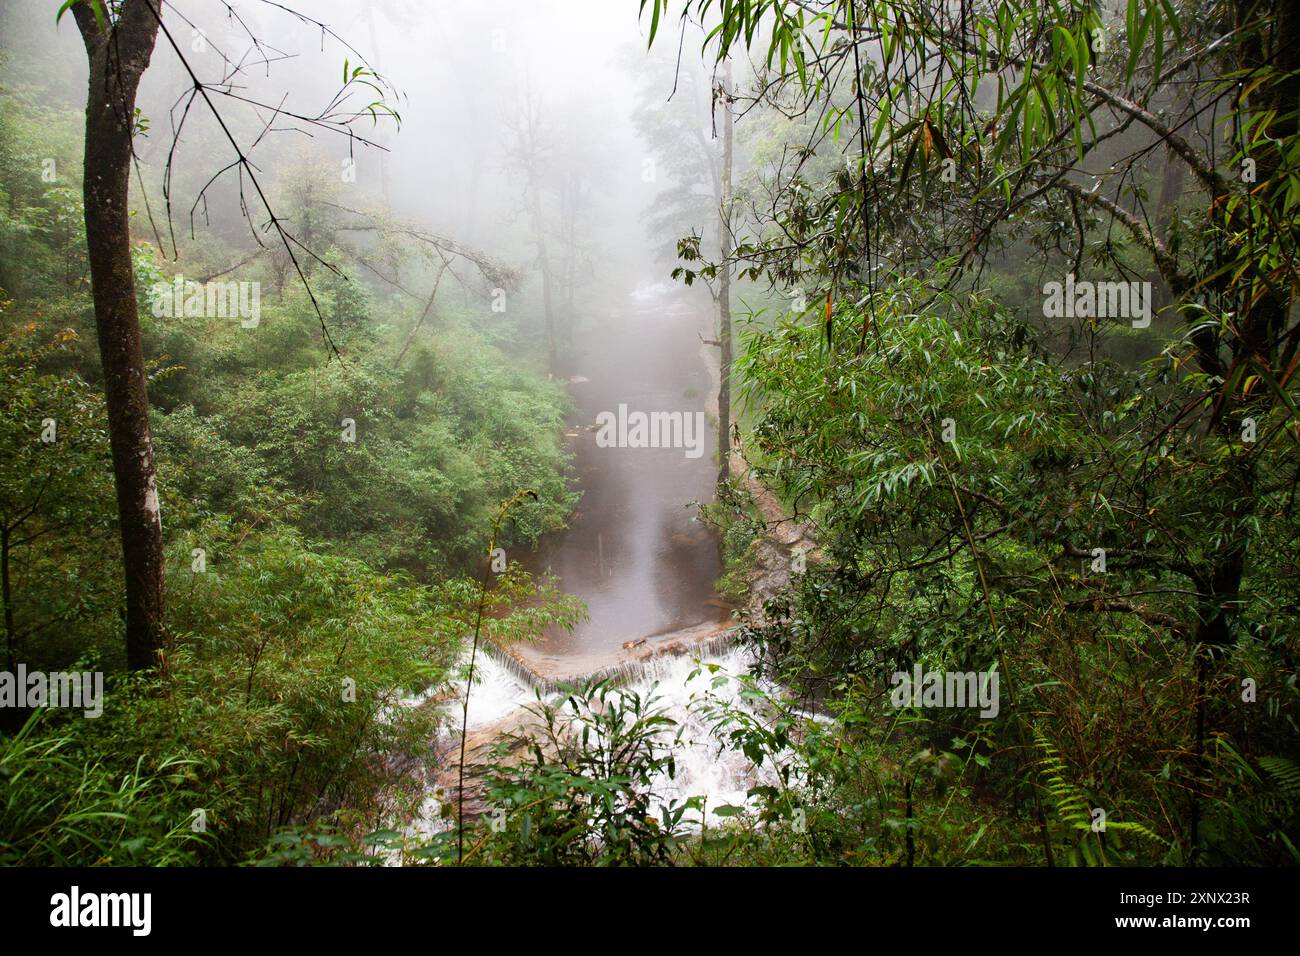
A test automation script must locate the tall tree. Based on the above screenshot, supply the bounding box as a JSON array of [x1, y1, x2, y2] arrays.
[[505, 93, 559, 376], [63, 0, 402, 670], [70, 0, 164, 670], [628, 48, 721, 268], [645, 0, 1300, 862], [716, 57, 733, 484]]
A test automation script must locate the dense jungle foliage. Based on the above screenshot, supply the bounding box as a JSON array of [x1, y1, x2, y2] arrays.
[[1, 0, 1297, 870]]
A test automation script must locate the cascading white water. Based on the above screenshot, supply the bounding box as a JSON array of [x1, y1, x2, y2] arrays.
[[409, 643, 788, 847], [454, 649, 537, 731], [624, 646, 783, 825]]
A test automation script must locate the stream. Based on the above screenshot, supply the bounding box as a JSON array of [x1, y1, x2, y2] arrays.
[[515, 279, 731, 674], [415, 281, 779, 846]]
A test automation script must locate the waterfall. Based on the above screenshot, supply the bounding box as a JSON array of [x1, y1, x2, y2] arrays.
[[401, 627, 788, 855], [479, 626, 739, 696]]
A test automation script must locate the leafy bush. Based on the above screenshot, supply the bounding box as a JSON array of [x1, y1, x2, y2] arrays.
[[0, 712, 205, 866], [471, 680, 697, 866], [728, 279, 1300, 865]]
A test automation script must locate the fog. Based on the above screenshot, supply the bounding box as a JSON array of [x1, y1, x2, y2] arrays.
[[4, 0, 1292, 878], [0, 0, 732, 345], [0, 0, 744, 661]]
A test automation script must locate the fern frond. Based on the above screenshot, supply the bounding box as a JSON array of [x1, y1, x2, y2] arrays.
[[1259, 757, 1300, 796], [1032, 729, 1168, 852]]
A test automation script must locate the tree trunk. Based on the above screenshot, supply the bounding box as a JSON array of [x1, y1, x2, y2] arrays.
[[1150, 142, 1187, 313], [531, 184, 558, 377], [0, 525, 22, 733], [1185, 0, 1299, 860], [563, 170, 578, 352], [717, 58, 734, 486], [2, 526, 14, 675], [74, 0, 166, 671]]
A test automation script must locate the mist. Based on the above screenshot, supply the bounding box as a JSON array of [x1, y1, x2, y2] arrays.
[[3, 0, 1294, 887]]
